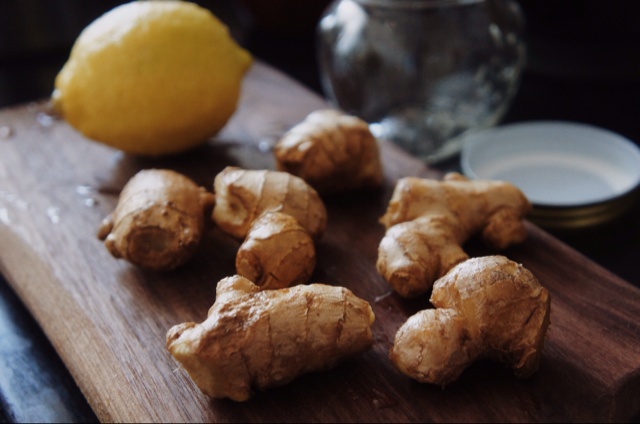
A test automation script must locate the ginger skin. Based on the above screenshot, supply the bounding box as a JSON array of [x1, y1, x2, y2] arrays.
[[166, 275, 375, 401], [377, 172, 531, 298], [274, 109, 383, 194], [236, 211, 315, 289], [97, 169, 214, 271], [213, 166, 326, 240], [389, 255, 551, 386], [213, 166, 327, 288]]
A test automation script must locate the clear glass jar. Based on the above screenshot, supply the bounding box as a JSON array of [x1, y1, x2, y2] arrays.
[[317, 0, 526, 163]]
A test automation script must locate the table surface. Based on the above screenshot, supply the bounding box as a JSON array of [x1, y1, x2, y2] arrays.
[[1, 2, 640, 423]]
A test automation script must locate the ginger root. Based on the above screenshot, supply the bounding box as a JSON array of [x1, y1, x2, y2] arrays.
[[236, 211, 315, 289], [97, 169, 214, 271], [213, 166, 326, 240], [389, 255, 551, 386], [213, 166, 327, 288], [377, 172, 531, 298], [274, 109, 383, 194], [166, 275, 375, 401]]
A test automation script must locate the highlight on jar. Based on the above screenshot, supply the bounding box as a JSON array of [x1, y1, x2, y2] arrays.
[[316, 0, 526, 164]]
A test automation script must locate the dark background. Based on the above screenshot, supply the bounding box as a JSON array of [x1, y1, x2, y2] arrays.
[[1, 1, 640, 422]]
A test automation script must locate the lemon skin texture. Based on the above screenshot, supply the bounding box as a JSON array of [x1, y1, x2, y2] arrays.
[[52, 1, 252, 156]]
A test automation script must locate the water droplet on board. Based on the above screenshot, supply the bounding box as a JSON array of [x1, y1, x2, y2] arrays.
[[0, 190, 28, 209], [36, 112, 55, 128], [374, 291, 392, 303], [75, 185, 92, 196], [0, 208, 10, 225], [76, 185, 99, 207], [370, 389, 396, 409], [47, 206, 60, 224], [0, 126, 13, 139], [258, 138, 274, 153]]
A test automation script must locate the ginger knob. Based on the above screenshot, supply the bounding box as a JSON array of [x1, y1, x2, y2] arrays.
[[166, 275, 375, 401], [212, 166, 326, 240], [97, 169, 214, 271], [274, 109, 383, 194], [390, 256, 551, 386], [236, 211, 315, 289], [212, 166, 327, 288], [377, 172, 531, 297]]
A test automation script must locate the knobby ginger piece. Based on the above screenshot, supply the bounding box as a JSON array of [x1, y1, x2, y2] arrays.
[[213, 166, 326, 240], [390, 255, 551, 386], [236, 211, 315, 289], [166, 275, 375, 401], [377, 172, 531, 297], [97, 169, 214, 270], [212, 166, 327, 288], [274, 109, 383, 194]]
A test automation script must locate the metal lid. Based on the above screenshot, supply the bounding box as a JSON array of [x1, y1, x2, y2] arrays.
[[460, 121, 640, 229]]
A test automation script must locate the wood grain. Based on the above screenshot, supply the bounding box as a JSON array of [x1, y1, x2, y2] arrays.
[[0, 62, 639, 423]]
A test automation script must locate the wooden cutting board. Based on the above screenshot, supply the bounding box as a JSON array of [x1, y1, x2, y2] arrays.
[[0, 62, 638, 423]]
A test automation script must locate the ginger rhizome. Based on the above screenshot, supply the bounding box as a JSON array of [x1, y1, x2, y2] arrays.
[[166, 275, 375, 401], [236, 211, 315, 289], [97, 169, 214, 271], [389, 256, 551, 386], [377, 172, 531, 298], [212, 166, 327, 289], [274, 109, 383, 194]]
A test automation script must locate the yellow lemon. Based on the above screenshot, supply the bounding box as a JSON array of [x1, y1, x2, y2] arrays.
[[52, 0, 252, 156]]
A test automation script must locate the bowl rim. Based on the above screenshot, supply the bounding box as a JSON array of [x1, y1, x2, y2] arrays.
[[460, 120, 640, 208]]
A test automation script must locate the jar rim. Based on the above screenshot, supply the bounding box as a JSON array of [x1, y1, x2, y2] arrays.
[[353, 0, 485, 8]]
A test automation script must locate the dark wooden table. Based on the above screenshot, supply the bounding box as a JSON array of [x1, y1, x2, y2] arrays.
[[1, 1, 640, 422]]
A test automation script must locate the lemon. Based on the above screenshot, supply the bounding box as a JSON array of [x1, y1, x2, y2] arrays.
[[52, 0, 252, 156]]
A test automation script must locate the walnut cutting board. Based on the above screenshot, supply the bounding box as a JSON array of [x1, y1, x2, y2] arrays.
[[0, 62, 639, 423]]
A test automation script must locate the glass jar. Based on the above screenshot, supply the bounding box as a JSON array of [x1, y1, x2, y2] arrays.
[[317, 0, 526, 163]]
